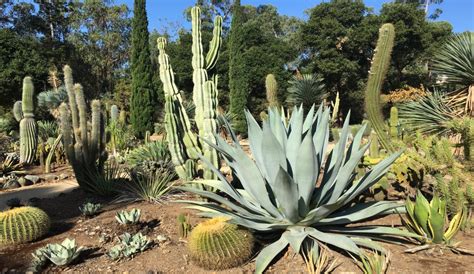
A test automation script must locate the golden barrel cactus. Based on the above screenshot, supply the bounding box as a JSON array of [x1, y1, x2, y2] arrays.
[[188, 217, 254, 270], [0, 206, 50, 245]]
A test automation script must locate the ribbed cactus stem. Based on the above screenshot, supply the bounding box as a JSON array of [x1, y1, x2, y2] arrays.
[[331, 92, 340, 123], [13, 101, 23, 122], [59, 103, 75, 162], [158, 37, 201, 179], [0, 207, 50, 245], [365, 23, 395, 152], [74, 84, 89, 161], [389, 106, 398, 139], [63, 65, 80, 143], [90, 100, 101, 163], [19, 77, 38, 164], [191, 6, 220, 180], [119, 110, 127, 124], [265, 74, 279, 108], [369, 131, 380, 158], [188, 217, 254, 270], [110, 105, 119, 122]]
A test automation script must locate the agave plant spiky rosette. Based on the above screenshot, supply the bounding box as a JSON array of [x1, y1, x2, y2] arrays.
[[179, 106, 415, 273]]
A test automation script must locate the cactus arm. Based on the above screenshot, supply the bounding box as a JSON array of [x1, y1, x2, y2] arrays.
[[13, 101, 23, 122], [331, 92, 340, 123], [74, 84, 89, 162], [19, 77, 38, 164], [90, 100, 101, 164], [110, 105, 119, 121], [365, 23, 395, 153], [63, 65, 81, 143], [389, 106, 398, 139], [45, 134, 62, 173], [59, 103, 75, 163], [205, 15, 223, 71], [265, 74, 279, 108]]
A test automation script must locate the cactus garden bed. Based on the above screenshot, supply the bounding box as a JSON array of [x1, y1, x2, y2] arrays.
[[0, 186, 473, 273]]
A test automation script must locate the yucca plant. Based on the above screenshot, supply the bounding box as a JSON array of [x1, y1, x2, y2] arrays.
[[403, 191, 470, 254], [286, 74, 327, 111], [180, 106, 414, 273], [431, 32, 473, 116], [116, 171, 175, 203], [126, 140, 171, 167]]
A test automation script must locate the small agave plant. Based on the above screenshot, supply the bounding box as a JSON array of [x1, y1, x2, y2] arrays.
[[403, 191, 469, 253], [107, 232, 151, 260], [180, 106, 415, 273], [78, 202, 102, 217], [115, 208, 141, 225], [43, 238, 84, 266]]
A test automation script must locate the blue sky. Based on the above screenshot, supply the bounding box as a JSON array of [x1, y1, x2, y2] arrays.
[[115, 0, 474, 33]]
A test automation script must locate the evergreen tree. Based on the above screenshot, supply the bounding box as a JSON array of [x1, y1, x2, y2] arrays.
[[130, 0, 155, 137], [228, 0, 249, 134]]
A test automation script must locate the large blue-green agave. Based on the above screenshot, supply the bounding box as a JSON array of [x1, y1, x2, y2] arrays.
[[180, 105, 414, 273]]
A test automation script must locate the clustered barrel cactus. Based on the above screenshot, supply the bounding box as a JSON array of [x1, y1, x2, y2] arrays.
[[157, 6, 222, 180], [0, 206, 50, 245], [19, 77, 38, 164], [59, 65, 108, 195], [181, 105, 414, 273], [365, 23, 396, 153], [188, 217, 254, 270]]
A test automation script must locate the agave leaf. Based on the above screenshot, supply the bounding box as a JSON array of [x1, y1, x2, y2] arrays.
[[414, 191, 431, 237], [272, 167, 300, 223], [268, 107, 287, 150], [302, 105, 316, 132], [350, 237, 386, 253], [428, 206, 444, 244], [318, 201, 403, 225], [245, 110, 267, 176], [325, 226, 418, 239], [308, 228, 361, 256], [286, 106, 304, 168], [255, 236, 289, 274], [261, 122, 287, 181], [295, 130, 317, 207], [283, 227, 309, 254]]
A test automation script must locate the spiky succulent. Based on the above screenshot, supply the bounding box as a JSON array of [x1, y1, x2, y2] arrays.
[[180, 106, 413, 273], [402, 191, 464, 245], [115, 208, 141, 225], [108, 232, 151, 260], [78, 202, 102, 217], [286, 74, 327, 111], [43, 238, 84, 266]]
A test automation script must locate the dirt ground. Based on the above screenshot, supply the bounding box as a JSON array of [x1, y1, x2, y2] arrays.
[[1, 186, 473, 273]]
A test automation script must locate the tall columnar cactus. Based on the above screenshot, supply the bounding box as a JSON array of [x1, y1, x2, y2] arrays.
[[369, 131, 380, 158], [59, 67, 107, 194], [188, 217, 254, 270], [365, 23, 396, 153], [0, 206, 50, 245], [19, 77, 38, 164], [265, 74, 279, 108], [12, 101, 23, 122], [331, 91, 340, 123], [157, 6, 222, 180], [119, 110, 127, 124], [389, 106, 398, 139], [110, 105, 119, 122]]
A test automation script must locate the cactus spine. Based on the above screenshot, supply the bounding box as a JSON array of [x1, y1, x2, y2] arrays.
[[19, 77, 38, 164], [0, 206, 50, 245], [389, 106, 398, 139], [13, 101, 23, 122], [59, 66, 107, 194], [157, 6, 222, 180], [365, 23, 395, 153], [188, 217, 254, 270], [265, 74, 279, 108]]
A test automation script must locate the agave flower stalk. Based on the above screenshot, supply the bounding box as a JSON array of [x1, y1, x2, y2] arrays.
[[179, 105, 415, 273]]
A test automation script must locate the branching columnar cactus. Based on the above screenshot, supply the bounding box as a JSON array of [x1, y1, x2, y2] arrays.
[[19, 77, 38, 164], [157, 6, 222, 180], [0, 206, 50, 245], [188, 217, 254, 270], [13, 101, 23, 122], [389, 106, 398, 139], [265, 74, 279, 108], [59, 66, 107, 194], [365, 23, 396, 153]]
